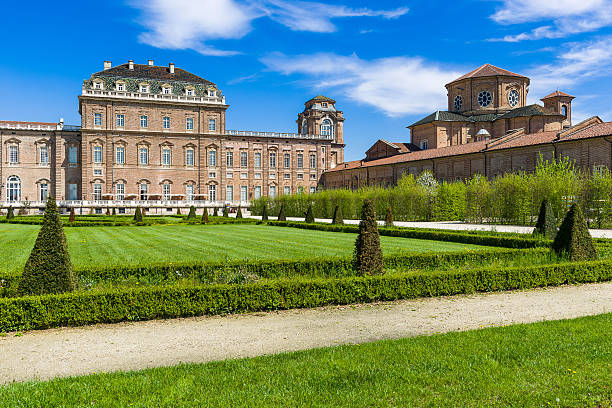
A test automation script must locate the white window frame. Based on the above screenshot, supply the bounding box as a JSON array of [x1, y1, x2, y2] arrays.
[[310, 154, 316, 169], [116, 146, 125, 165], [94, 113, 102, 127], [116, 114, 125, 128], [254, 152, 262, 168], [9, 145, 18, 164], [269, 152, 276, 168], [162, 148, 171, 166], [163, 116, 171, 130], [186, 184, 194, 201], [254, 186, 262, 199], [162, 183, 171, 200], [6, 176, 21, 201], [240, 185, 247, 201], [269, 185, 277, 198], [186, 149, 194, 167], [93, 146, 103, 164], [140, 115, 148, 128], [209, 150, 217, 168], [284, 186, 290, 195], [240, 151, 248, 168], [284, 153, 291, 169], [93, 183, 102, 200], [297, 153, 304, 169], [208, 184, 217, 201], [139, 147, 149, 165], [208, 119, 216, 132], [139, 183, 148, 200], [39, 183, 48, 201], [226, 185, 234, 201], [226, 151, 234, 167], [116, 183, 125, 200], [186, 117, 194, 131], [39, 145, 49, 165]]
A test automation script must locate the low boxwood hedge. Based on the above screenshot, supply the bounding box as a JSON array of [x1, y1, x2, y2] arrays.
[[1, 258, 610, 332]]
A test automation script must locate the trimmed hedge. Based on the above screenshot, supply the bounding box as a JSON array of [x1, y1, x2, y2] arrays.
[[1, 257, 610, 332]]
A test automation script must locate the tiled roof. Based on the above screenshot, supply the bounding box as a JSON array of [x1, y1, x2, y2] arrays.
[[392, 142, 420, 153], [541, 91, 575, 100], [92, 63, 215, 86], [559, 122, 612, 141], [486, 131, 559, 151], [498, 104, 561, 119], [408, 111, 469, 127], [0, 120, 57, 126], [448, 64, 527, 85], [308, 95, 336, 103]]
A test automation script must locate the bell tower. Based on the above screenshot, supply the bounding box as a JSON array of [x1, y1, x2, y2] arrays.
[[541, 91, 574, 128]]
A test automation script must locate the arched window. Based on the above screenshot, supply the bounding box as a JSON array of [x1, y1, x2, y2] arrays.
[[7, 176, 21, 202], [301, 119, 307, 135], [561, 105, 567, 117], [320, 119, 334, 137]]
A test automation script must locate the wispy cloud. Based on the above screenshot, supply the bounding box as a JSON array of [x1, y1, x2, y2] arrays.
[[260, 52, 460, 117], [130, 0, 408, 56], [227, 73, 260, 85]]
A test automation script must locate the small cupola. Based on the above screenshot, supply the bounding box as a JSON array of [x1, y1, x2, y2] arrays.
[[541, 91, 575, 128]]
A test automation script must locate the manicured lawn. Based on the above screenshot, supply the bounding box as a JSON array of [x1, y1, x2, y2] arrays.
[[0, 224, 487, 273], [1, 314, 609, 407]]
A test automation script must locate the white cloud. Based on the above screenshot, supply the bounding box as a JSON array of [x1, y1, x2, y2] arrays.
[[131, 0, 408, 55], [260, 52, 460, 117]]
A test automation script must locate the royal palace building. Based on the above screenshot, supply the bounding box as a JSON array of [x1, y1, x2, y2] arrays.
[[322, 64, 612, 189], [0, 60, 345, 211]]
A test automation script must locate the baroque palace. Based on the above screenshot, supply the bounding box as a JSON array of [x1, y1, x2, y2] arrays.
[[322, 64, 612, 189], [0, 60, 345, 211]]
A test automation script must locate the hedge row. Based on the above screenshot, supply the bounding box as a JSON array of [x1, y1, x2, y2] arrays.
[[266, 221, 550, 249], [1, 258, 610, 331], [0, 217, 258, 227]]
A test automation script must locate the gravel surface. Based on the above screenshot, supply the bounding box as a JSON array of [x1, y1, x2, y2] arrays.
[[1, 282, 611, 384]]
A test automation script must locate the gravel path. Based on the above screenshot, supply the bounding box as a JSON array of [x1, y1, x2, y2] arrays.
[[1, 282, 611, 384]]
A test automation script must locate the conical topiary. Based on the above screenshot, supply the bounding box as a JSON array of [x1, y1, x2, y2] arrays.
[[261, 204, 268, 221], [277, 203, 286, 221], [222, 206, 229, 217], [106, 208, 111, 216], [69, 207, 75, 223], [331, 205, 343, 225], [187, 206, 196, 220], [353, 199, 384, 275], [134, 207, 143, 222], [385, 206, 394, 227], [552, 203, 597, 261], [305, 204, 315, 223], [176, 207, 181, 215], [111, 207, 116, 216], [201, 208, 209, 224], [6, 206, 15, 220], [236, 206, 243, 219], [17, 196, 76, 296], [533, 199, 556, 239], [213, 207, 219, 217]]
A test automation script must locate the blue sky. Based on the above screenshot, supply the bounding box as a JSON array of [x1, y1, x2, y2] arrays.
[[2, 0, 612, 160]]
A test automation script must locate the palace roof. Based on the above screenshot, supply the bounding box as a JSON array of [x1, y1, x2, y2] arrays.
[[92, 63, 215, 86], [307, 95, 336, 104], [541, 91, 575, 100], [447, 63, 528, 85]]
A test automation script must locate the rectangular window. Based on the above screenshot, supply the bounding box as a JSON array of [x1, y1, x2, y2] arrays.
[[208, 119, 216, 132], [209, 150, 216, 167], [310, 154, 316, 169], [240, 151, 248, 168], [226, 172, 233, 179], [163, 87, 170, 94], [116, 114, 125, 128], [186, 117, 194, 130], [94, 113, 102, 127], [9, 146, 18, 163], [284, 173, 290, 179], [40, 183, 48, 201], [310, 187, 316, 194], [116, 183, 125, 200], [284, 186, 290, 195], [186, 184, 194, 201], [310, 173, 317, 180], [240, 186, 247, 201], [140, 115, 148, 128], [297, 173, 304, 180], [269, 152, 276, 168], [162, 184, 171, 200], [255, 172, 262, 179], [269, 173, 276, 179], [209, 172, 216, 178], [140, 183, 148, 200], [93, 146, 102, 163], [139, 147, 148, 165], [269, 185, 277, 198], [226, 151, 234, 167], [208, 184, 216, 201], [93, 183, 102, 200], [297, 153, 304, 169], [226, 185, 233, 201], [68, 183, 78, 200], [254, 186, 261, 199], [240, 172, 247, 179], [93, 169, 102, 176], [254, 152, 262, 168], [117, 83, 124, 91], [163, 116, 170, 129], [40, 146, 49, 165], [186, 149, 194, 166], [140, 85, 148, 93], [116, 146, 125, 164], [186, 89, 194, 96], [284, 153, 291, 169], [162, 148, 171, 165]]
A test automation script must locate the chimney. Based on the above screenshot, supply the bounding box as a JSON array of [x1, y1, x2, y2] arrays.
[[128, 60, 134, 70], [103, 61, 112, 70], [148, 59, 154, 66], [169, 62, 175, 74]]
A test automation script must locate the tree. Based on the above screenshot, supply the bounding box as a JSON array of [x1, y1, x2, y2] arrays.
[[331, 205, 344, 225], [277, 203, 286, 221], [261, 204, 268, 221], [353, 199, 384, 275], [236, 206, 243, 219], [552, 203, 597, 261], [385, 206, 394, 227], [533, 199, 556, 239], [201, 208, 209, 224], [305, 204, 315, 223], [69, 207, 75, 223], [222, 206, 229, 217], [133, 207, 143, 222], [187, 206, 196, 220], [6, 206, 15, 220], [213, 207, 219, 217], [17, 196, 76, 295]]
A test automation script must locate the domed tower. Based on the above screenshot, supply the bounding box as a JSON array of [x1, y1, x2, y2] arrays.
[[445, 64, 530, 116], [541, 91, 574, 128], [297, 95, 344, 144]]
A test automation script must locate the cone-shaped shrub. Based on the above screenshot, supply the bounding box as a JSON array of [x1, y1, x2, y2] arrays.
[[222, 206, 229, 217], [533, 199, 556, 239], [111, 207, 116, 216], [69, 207, 75, 223], [6, 207, 14, 220], [277, 203, 286, 221], [106, 208, 110, 216], [385, 206, 394, 227], [331, 205, 343, 225], [176, 207, 181, 215], [187, 206, 196, 220], [552, 203, 597, 261], [201, 208, 209, 224], [261, 204, 268, 221], [236, 206, 243, 219], [305, 204, 315, 223], [17, 197, 76, 296], [213, 207, 218, 217], [353, 199, 384, 275], [133, 207, 143, 222]]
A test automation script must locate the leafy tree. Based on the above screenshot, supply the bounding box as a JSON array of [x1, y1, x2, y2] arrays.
[[353, 199, 384, 275], [222, 206, 229, 217], [17, 196, 76, 295], [331, 205, 344, 225], [201, 208, 209, 224], [261, 204, 268, 221], [533, 199, 556, 239], [187, 206, 196, 220], [277, 203, 286, 221], [133, 207, 143, 222], [6, 206, 15, 220], [385, 206, 393, 227], [236, 206, 243, 219], [552, 203, 597, 261], [305, 204, 315, 223], [213, 207, 219, 217], [69, 207, 75, 223]]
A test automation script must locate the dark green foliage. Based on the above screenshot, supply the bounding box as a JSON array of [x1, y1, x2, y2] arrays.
[[385, 206, 394, 227], [187, 206, 196, 220], [69, 208, 75, 223], [305, 204, 315, 223], [133, 207, 143, 222], [353, 199, 384, 275], [176, 207, 181, 215], [112, 207, 116, 216], [552, 204, 597, 261], [533, 199, 556, 239], [201, 208, 209, 224], [236, 206, 243, 219], [6, 207, 14, 220], [331, 205, 344, 225], [17, 197, 76, 296], [277, 203, 286, 221], [261, 204, 268, 221], [213, 207, 219, 217], [106, 208, 111, 216], [222, 206, 229, 218]]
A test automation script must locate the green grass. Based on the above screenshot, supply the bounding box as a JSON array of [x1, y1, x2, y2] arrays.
[[0, 224, 488, 274], [1, 313, 609, 407]]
